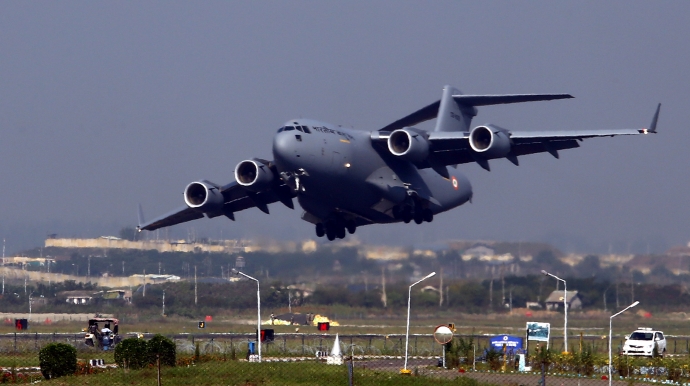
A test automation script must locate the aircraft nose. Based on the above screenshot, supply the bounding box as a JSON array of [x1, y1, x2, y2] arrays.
[[273, 132, 294, 162]]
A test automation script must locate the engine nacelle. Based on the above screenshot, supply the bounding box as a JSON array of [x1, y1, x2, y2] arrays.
[[235, 159, 274, 192], [387, 128, 430, 163], [184, 180, 224, 215], [469, 125, 511, 158]]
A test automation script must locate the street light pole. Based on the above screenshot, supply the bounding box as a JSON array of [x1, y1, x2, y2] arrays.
[[402, 271, 436, 374], [609, 301, 639, 386], [542, 270, 568, 353], [232, 268, 261, 362]]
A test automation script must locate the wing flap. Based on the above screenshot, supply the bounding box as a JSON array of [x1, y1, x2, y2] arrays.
[[510, 128, 644, 140]]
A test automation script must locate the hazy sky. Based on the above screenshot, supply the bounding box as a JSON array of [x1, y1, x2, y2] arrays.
[[1, 1, 688, 254]]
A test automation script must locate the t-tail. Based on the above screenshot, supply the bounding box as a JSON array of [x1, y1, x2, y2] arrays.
[[434, 85, 574, 132]]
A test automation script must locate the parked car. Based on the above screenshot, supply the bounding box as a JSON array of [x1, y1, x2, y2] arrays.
[[622, 327, 666, 357]]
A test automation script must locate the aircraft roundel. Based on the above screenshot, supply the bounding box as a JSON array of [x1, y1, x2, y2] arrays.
[[451, 176, 458, 190]]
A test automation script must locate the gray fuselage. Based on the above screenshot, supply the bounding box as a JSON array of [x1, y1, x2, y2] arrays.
[[272, 119, 472, 227]]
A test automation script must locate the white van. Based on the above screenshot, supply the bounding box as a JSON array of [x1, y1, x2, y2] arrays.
[[622, 327, 666, 357]]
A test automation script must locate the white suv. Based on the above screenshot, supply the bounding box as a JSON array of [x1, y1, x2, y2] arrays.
[[622, 328, 667, 357]]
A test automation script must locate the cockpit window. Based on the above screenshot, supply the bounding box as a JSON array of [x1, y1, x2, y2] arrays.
[[301, 126, 311, 133], [283, 126, 295, 131], [295, 126, 304, 132], [277, 127, 284, 133]]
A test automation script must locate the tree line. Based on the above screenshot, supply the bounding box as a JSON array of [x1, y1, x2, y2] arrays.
[[1, 274, 688, 318]]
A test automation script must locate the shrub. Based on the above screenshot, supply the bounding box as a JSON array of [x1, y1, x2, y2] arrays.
[[533, 344, 552, 372], [148, 334, 176, 367], [230, 343, 237, 361], [665, 358, 682, 382], [39, 343, 77, 380], [444, 339, 460, 368], [115, 338, 149, 370], [485, 347, 502, 371], [575, 346, 595, 376], [457, 335, 475, 365]]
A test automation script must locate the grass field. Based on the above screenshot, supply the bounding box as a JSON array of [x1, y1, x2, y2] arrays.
[[31, 361, 495, 386]]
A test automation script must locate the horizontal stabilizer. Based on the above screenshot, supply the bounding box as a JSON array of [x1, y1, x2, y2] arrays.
[[453, 94, 573, 107], [380, 89, 573, 132]]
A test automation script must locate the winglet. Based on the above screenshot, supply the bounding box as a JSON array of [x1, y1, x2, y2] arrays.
[[137, 204, 146, 231], [648, 103, 661, 133]]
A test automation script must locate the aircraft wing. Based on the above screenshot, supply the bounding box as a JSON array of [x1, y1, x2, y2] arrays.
[[373, 103, 660, 171], [138, 173, 296, 232], [137, 206, 205, 232], [428, 127, 653, 166]]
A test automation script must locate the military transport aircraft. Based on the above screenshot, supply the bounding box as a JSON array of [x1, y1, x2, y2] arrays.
[[137, 85, 660, 241]]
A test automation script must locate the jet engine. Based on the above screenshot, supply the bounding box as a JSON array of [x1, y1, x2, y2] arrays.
[[184, 180, 224, 215], [235, 159, 274, 192], [387, 128, 429, 163], [469, 125, 511, 158]]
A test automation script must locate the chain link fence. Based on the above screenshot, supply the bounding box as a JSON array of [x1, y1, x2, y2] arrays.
[[1, 332, 690, 384]]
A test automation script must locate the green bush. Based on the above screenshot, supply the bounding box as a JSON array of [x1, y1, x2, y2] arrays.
[[444, 339, 459, 368], [148, 334, 176, 367], [457, 335, 475, 365], [575, 346, 595, 376], [39, 343, 77, 380], [532, 344, 552, 372], [485, 346, 502, 371], [115, 338, 149, 370]]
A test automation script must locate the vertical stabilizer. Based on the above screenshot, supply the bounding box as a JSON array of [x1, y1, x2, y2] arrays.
[[434, 85, 476, 132], [137, 204, 146, 229]]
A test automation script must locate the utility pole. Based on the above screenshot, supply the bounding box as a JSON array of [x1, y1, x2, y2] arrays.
[[162, 290, 165, 316], [439, 268, 443, 307], [143, 269, 146, 297], [501, 265, 505, 307], [122, 261, 125, 276], [288, 290, 292, 314], [87, 256, 91, 278], [381, 267, 387, 308], [616, 279, 620, 308], [489, 276, 494, 310], [604, 291, 607, 312], [158, 262, 161, 275], [630, 271, 635, 302], [194, 265, 198, 306]]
